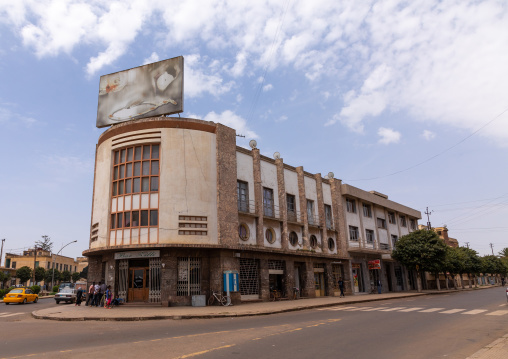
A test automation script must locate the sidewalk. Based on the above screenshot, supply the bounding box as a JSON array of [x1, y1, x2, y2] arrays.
[[31, 285, 499, 322]]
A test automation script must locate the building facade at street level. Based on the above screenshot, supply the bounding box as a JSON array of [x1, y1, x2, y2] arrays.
[[4, 249, 81, 286], [84, 117, 422, 306]]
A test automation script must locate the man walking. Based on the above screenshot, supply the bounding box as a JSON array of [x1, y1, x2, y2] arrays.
[[86, 282, 95, 306], [338, 277, 345, 297], [92, 281, 101, 307]]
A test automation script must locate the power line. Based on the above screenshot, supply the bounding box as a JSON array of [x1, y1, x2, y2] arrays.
[[345, 105, 508, 182]]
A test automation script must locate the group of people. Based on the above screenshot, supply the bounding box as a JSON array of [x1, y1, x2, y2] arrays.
[[81, 281, 122, 308]]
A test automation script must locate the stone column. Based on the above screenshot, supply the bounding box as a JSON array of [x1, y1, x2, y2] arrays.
[[216, 124, 239, 246], [275, 158, 288, 250], [315, 174, 326, 252], [252, 148, 264, 246], [161, 250, 172, 307], [330, 178, 347, 256], [87, 255, 102, 285], [259, 258, 270, 301], [296, 167, 309, 249]]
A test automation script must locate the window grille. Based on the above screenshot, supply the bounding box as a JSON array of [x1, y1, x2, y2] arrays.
[[268, 260, 284, 271], [325, 205, 333, 228], [149, 258, 161, 302], [118, 259, 128, 302], [239, 258, 259, 296], [177, 257, 201, 296], [349, 226, 359, 241], [332, 264, 344, 289]]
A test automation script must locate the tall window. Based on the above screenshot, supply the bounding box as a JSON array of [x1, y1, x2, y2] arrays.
[[349, 226, 359, 241], [410, 219, 416, 230], [388, 212, 396, 224], [363, 203, 372, 218], [366, 229, 375, 244], [307, 200, 315, 224], [263, 187, 274, 217], [287, 194, 296, 221], [237, 181, 249, 212], [400, 215, 407, 227], [324, 204, 333, 228], [110, 145, 159, 231], [377, 218, 387, 229], [391, 235, 398, 247], [346, 198, 356, 213]]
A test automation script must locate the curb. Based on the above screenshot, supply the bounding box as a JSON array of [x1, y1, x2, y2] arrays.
[[30, 286, 501, 322]]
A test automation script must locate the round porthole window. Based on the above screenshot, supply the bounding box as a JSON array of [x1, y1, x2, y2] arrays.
[[265, 228, 276, 244], [328, 237, 335, 251], [289, 231, 298, 246], [239, 223, 250, 241], [310, 235, 317, 248]]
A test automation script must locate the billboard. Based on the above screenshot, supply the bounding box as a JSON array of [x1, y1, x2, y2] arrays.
[[96, 56, 183, 128]]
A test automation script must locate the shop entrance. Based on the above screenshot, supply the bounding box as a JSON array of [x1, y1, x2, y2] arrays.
[[352, 264, 364, 293], [314, 272, 325, 297], [128, 267, 149, 302]]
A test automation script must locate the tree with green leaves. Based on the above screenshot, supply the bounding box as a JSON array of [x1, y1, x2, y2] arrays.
[[35, 235, 53, 252], [80, 266, 88, 279], [16, 266, 33, 285], [443, 246, 464, 290], [392, 229, 448, 292], [71, 272, 81, 283], [61, 270, 71, 282], [457, 247, 482, 288], [34, 267, 46, 283], [0, 271, 11, 287], [498, 248, 508, 258], [45, 268, 61, 285]]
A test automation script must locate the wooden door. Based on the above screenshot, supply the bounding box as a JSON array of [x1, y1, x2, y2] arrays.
[[128, 267, 149, 302]]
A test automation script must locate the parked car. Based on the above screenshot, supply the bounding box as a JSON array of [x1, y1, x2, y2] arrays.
[[54, 287, 77, 304], [3, 288, 39, 305]]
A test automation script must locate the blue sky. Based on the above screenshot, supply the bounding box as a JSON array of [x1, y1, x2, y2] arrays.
[[1, 0, 507, 260]]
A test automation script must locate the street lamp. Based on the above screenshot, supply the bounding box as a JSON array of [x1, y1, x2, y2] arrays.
[[51, 240, 77, 289]]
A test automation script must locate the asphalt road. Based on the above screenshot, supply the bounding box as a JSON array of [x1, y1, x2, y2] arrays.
[[1, 288, 506, 359]]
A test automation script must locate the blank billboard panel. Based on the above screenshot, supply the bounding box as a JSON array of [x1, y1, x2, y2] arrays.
[[96, 56, 183, 128]]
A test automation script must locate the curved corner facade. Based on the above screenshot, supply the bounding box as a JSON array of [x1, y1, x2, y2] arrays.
[[85, 117, 421, 306]]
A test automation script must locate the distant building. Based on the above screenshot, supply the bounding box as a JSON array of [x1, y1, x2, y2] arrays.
[[4, 249, 80, 286], [418, 225, 459, 248], [85, 117, 422, 306]]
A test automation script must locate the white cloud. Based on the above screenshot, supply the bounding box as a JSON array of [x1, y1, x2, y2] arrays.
[[41, 155, 93, 183], [276, 115, 288, 122], [143, 51, 159, 65], [422, 130, 436, 141], [236, 94, 243, 103], [0, 106, 38, 127], [184, 54, 234, 98], [2, 1, 508, 141], [203, 110, 258, 139], [262, 84, 273, 92], [378, 127, 401, 145]]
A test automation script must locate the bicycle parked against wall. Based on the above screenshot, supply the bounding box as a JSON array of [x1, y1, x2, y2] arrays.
[[208, 290, 231, 306], [290, 287, 300, 300]]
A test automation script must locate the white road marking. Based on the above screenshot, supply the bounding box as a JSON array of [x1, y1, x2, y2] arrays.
[[380, 307, 406, 311], [344, 307, 373, 311], [462, 309, 488, 315], [439, 309, 466, 314], [419, 308, 445, 313], [317, 306, 356, 311], [361, 307, 389, 311], [486, 310, 508, 316], [399, 307, 424, 312], [0, 312, 24, 318]]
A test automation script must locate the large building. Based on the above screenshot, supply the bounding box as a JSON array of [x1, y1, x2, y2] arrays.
[[84, 117, 421, 305]]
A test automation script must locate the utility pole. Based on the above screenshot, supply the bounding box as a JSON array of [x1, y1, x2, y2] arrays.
[[425, 207, 433, 230], [0, 238, 5, 267], [32, 246, 39, 285], [490, 243, 494, 255], [464, 242, 470, 249]]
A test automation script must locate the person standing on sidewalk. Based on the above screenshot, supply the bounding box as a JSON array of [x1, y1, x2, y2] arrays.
[[92, 282, 101, 307], [377, 279, 382, 294], [338, 278, 345, 297], [85, 282, 95, 306]]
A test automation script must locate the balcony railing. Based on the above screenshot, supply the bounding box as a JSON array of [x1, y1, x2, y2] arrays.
[[287, 209, 303, 223], [307, 214, 320, 226], [379, 243, 390, 250], [238, 199, 256, 215], [263, 203, 281, 219]]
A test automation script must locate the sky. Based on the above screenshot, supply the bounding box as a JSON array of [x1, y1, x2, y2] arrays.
[[0, 0, 507, 261]]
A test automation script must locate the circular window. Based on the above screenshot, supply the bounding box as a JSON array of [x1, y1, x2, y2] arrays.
[[239, 223, 250, 241], [310, 235, 317, 248], [289, 231, 298, 246], [328, 237, 335, 251], [265, 228, 276, 244]]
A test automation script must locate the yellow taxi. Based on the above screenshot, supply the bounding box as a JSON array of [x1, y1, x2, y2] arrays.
[[3, 288, 39, 305]]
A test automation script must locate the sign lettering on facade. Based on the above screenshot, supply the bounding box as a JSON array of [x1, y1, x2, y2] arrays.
[[368, 259, 381, 270], [114, 250, 160, 260]]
